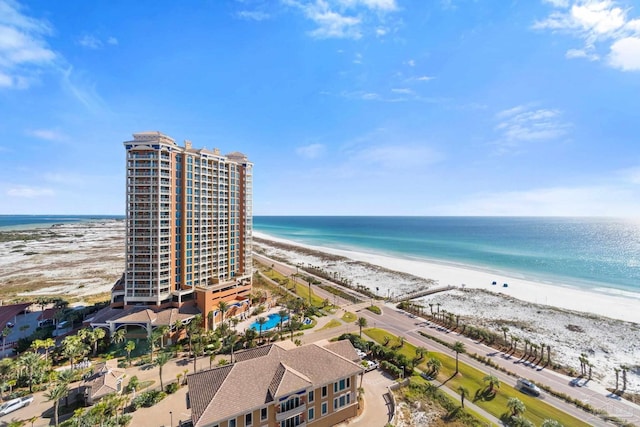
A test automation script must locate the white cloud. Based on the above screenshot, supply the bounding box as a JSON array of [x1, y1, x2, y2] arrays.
[[416, 75, 435, 81], [337, 0, 397, 11], [7, 185, 55, 198], [26, 128, 67, 141], [534, 0, 640, 71], [609, 36, 640, 70], [0, 0, 56, 88], [284, 0, 398, 39], [565, 47, 599, 60], [493, 104, 570, 152], [78, 34, 119, 49], [78, 35, 101, 49], [237, 10, 271, 21], [543, 0, 570, 7], [391, 88, 413, 94], [296, 143, 326, 159], [352, 144, 442, 169], [406, 59, 416, 67]]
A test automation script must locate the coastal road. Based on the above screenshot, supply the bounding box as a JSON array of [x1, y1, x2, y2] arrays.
[[257, 253, 640, 426], [356, 305, 640, 426]]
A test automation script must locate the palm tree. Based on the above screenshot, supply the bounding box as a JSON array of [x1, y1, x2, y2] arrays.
[[1, 327, 11, 357], [483, 374, 500, 393], [256, 317, 267, 343], [415, 346, 427, 362], [458, 386, 469, 408], [500, 326, 509, 347], [90, 328, 106, 356], [278, 309, 288, 332], [186, 314, 203, 360], [62, 335, 87, 368], [0, 358, 15, 401], [356, 317, 368, 338], [125, 340, 136, 366], [621, 365, 628, 391], [426, 357, 442, 376], [541, 420, 564, 427], [218, 300, 230, 329], [507, 396, 526, 417], [111, 329, 126, 347], [155, 352, 171, 390], [18, 352, 42, 393], [452, 341, 465, 375], [56, 369, 74, 408], [227, 331, 239, 364], [45, 381, 68, 427], [512, 336, 520, 354]]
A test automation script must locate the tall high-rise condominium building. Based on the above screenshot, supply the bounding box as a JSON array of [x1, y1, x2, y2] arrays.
[[114, 131, 253, 310]]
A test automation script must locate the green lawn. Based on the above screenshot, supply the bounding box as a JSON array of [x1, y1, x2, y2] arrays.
[[319, 319, 342, 330], [342, 311, 357, 323], [363, 328, 591, 427], [264, 269, 325, 306]]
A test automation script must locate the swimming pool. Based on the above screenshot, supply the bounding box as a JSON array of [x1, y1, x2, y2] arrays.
[[250, 313, 288, 331]]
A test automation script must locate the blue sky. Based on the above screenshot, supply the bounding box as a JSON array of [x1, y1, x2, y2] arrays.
[[1, 0, 639, 216]]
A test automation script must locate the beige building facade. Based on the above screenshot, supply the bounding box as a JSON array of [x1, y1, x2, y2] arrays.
[[188, 341, 364, 427], [114, 131, 253, 314]]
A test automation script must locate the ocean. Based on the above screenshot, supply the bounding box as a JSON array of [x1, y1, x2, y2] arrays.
[[0, 215, 124, 230], [253, 216, 640, 296]]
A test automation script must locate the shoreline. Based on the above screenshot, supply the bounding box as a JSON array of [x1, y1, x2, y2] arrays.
[[253, 231, 640, 393], [254, 231, 640, 324]]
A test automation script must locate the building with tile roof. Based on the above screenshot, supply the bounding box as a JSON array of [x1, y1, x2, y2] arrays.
[[188, 340, 364, 427], [81, 359, 126, 405]]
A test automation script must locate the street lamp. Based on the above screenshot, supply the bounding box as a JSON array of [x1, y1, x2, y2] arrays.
[[170, 411, 173, 427]]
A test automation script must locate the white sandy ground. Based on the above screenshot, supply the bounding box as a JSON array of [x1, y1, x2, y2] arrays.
[[253, 231, 640, 394], [0, 220, 124, 299]]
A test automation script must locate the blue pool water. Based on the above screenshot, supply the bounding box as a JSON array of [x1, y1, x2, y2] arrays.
[[250, 313, 288, 331]]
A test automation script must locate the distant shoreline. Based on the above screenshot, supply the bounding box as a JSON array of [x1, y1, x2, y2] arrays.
[[0, 215, 124, 231]]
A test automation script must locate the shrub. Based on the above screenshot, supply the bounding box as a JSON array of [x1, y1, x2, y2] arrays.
[[131, 390, 167, 409], [166, 382, 180, 394], [366, 305, 381, 315]]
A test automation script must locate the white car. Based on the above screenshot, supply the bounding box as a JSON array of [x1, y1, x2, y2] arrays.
[[356, 349, 367, 359], [0, 396, 34, 416], [364, 360, 379, 372]]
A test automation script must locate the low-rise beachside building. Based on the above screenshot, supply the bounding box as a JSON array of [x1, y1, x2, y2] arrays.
[[110, 131, 253, 330], [187, 340, 364, 427], [81, 359, 126, 405]]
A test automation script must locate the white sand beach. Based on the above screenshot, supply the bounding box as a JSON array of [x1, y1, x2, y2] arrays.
[[253, 231, 640, 394], [0, 220, 125, 300]]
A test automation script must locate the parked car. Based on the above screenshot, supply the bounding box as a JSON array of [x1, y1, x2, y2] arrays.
[[517, 378, 541, 396], [364, 360, 379, 372], [0, 396, 34, 416], [355, 349, 367, 359], [6, 322, 14, 328]]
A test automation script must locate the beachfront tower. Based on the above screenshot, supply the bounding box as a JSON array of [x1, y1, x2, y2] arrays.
[[114, 132, 253, 312]]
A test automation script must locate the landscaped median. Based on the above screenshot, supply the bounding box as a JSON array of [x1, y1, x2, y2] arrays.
[[361, 328, 591, 427]]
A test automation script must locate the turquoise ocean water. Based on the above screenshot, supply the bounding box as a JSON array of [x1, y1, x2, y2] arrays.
[[0, 215, 124, 230], [254, 216, 640, 296]]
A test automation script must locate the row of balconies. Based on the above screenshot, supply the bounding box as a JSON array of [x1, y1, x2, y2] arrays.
[[127, 153, 157, 160]]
